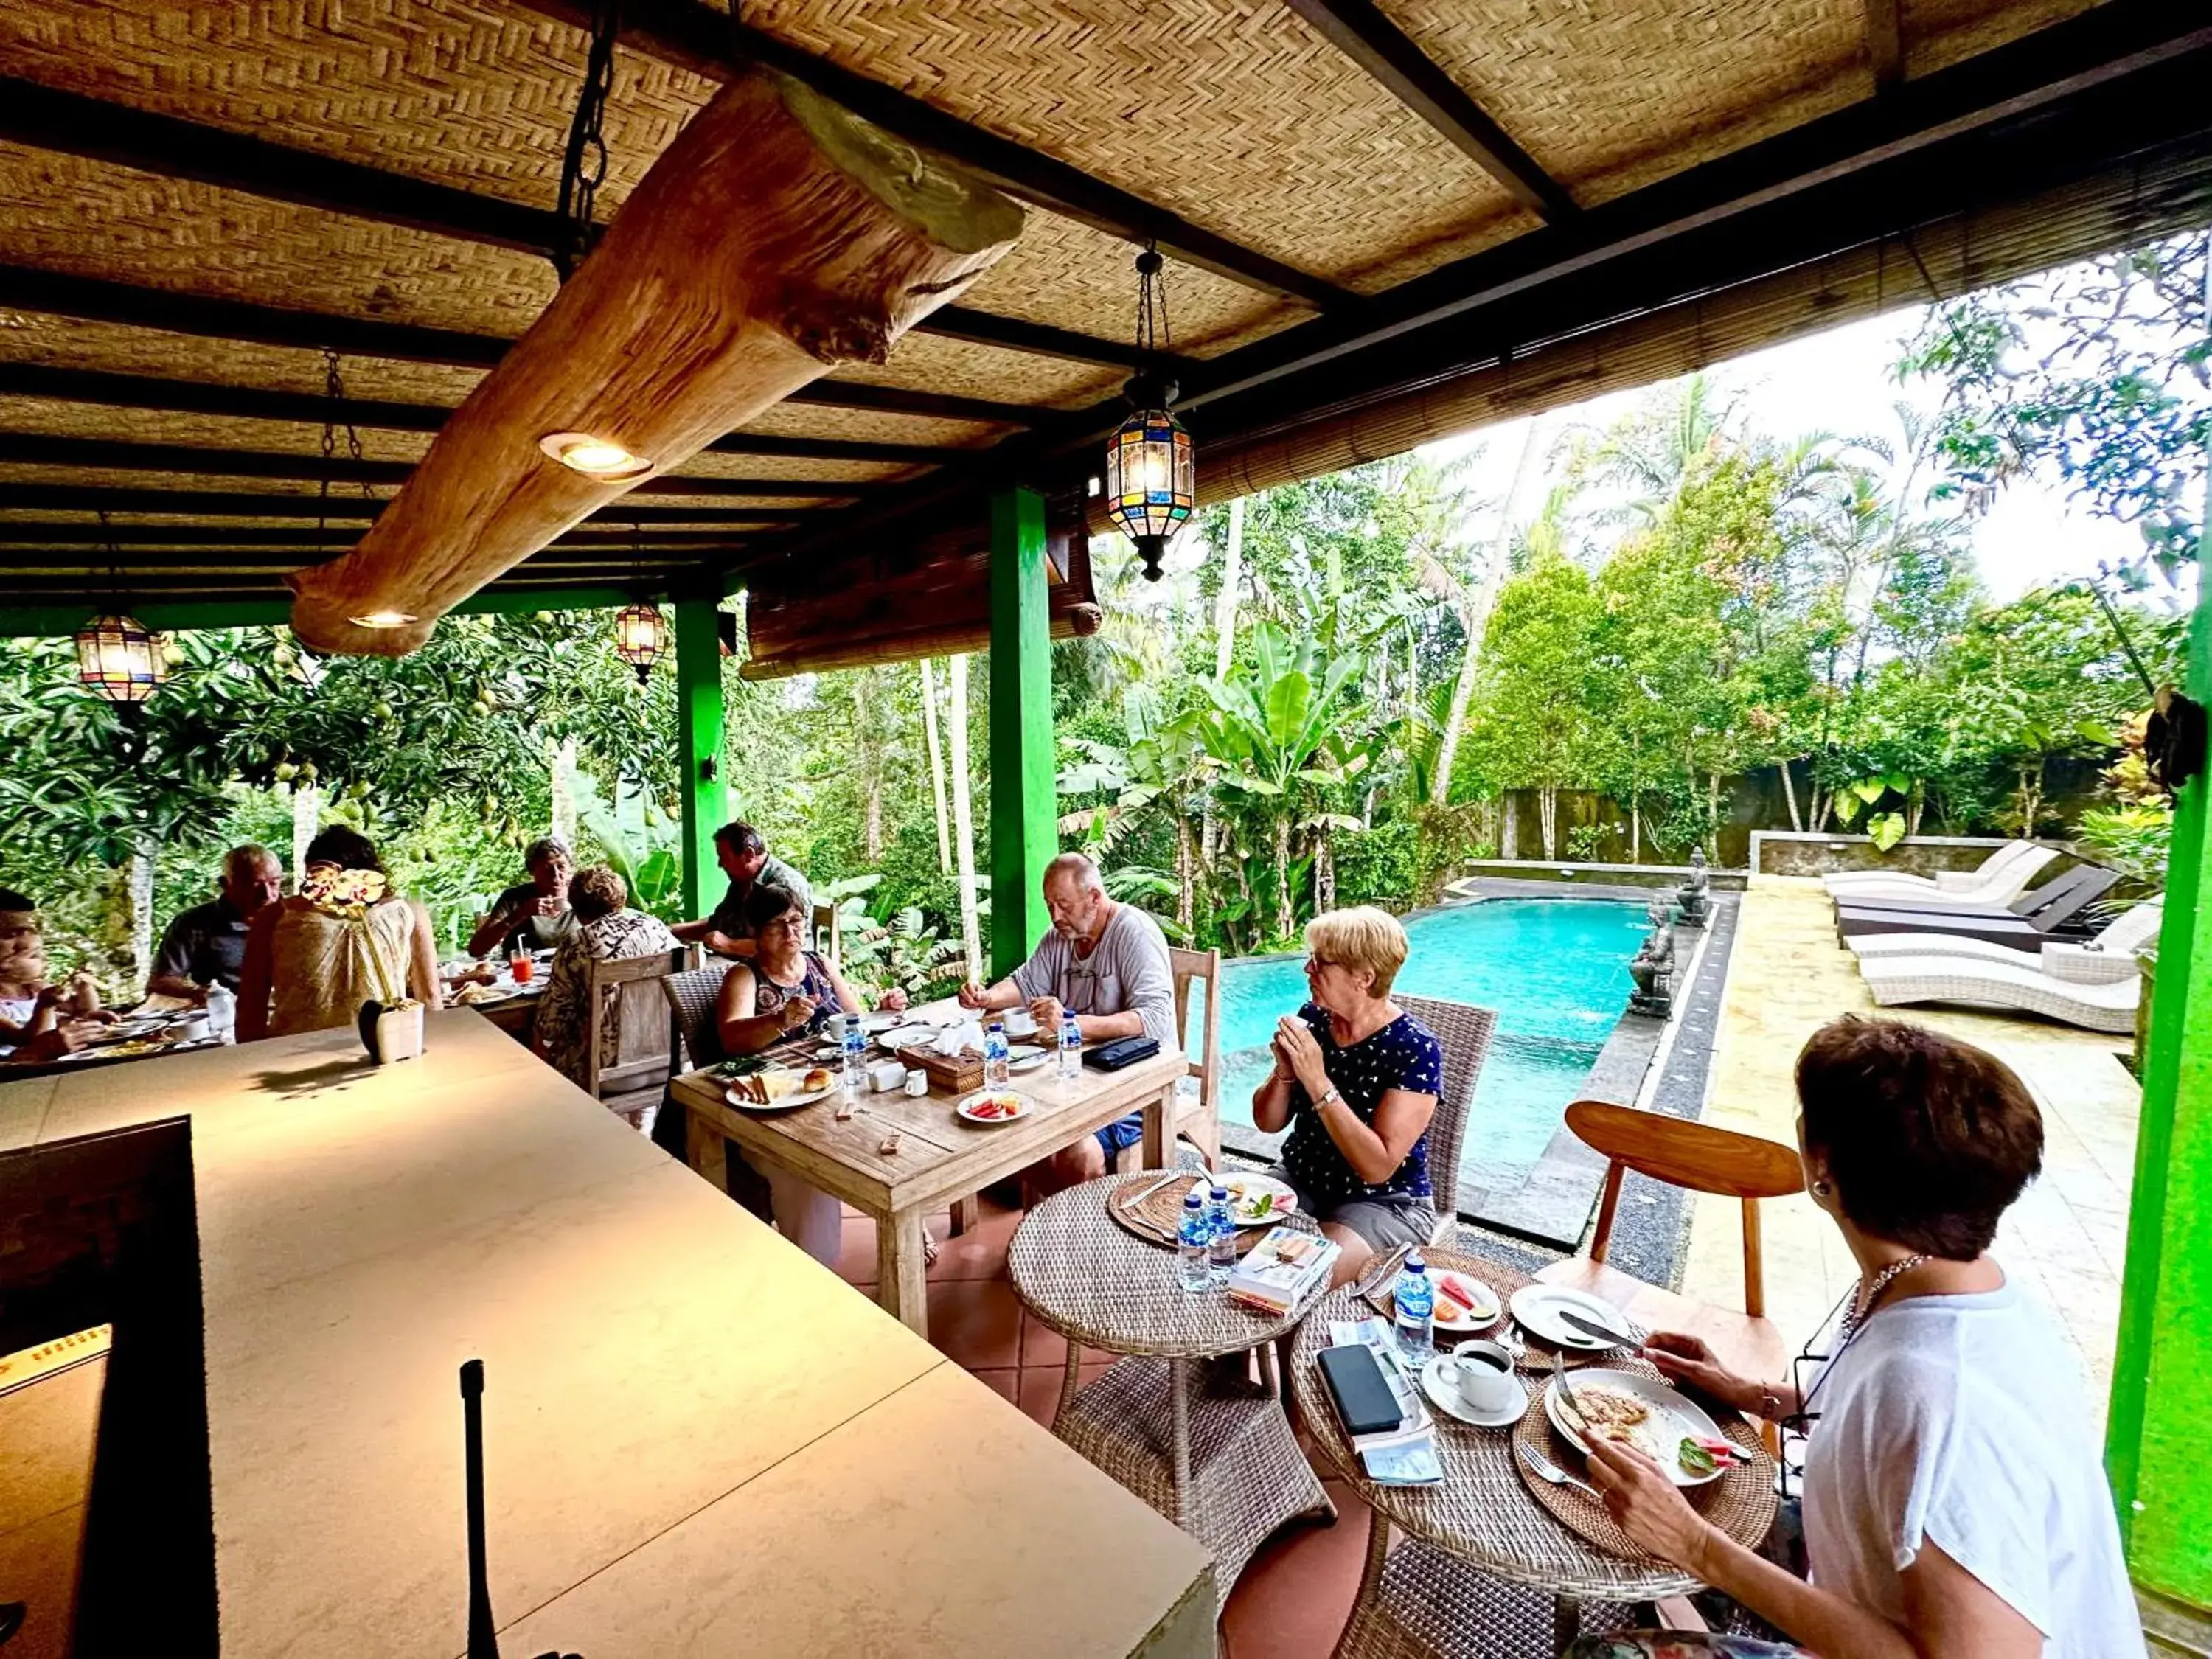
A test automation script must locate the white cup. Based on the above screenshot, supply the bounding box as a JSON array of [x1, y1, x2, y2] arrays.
[[1438, 1340, 1519, 1414]]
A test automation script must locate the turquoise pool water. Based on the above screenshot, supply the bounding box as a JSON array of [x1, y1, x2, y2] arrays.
[[1214, 899, 1647, 1200]]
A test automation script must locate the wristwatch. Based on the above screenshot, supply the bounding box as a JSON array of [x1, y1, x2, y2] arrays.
[[1315, 1085, 1343, 1111]]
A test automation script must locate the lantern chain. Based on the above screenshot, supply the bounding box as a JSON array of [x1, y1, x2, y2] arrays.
[[316, 349, 376, 557], [1133, 242, 1173, 363], [555, 0, 622, 284]]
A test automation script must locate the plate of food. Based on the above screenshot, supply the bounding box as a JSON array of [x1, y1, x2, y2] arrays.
[[452, 982, 518, 1006], [1430, 1268, 1503, 1331], [1543, 1368, 1732, 1487], [956, 1090, 1032, 1124], [1222, 1172, 1299, 1226], [726, 1066, 835, 1112]]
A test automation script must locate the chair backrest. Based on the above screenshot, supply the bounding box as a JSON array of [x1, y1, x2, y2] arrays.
[[810, 900, 842, 970], [2098, 897, 2165, 954], [1394, 993, 1498, 1223], [661, 964, 728, 1071], [1564, 1099, 1805, 1318], [582, 947, 686, 1100], [1169, 945, 1221, 1109], [2014, 862, 2120, 930]]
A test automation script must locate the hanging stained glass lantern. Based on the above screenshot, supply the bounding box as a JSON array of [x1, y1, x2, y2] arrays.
[[1104, 248, 1194, 582], [613, 602, 665, 684], [75, 611, 162, 703]]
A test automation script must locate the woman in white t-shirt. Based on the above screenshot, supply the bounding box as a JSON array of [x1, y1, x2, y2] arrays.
[[1565, 1016, 2143, 1659]]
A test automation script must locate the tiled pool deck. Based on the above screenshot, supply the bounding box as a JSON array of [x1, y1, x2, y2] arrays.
[[1680, 875, 2140, 1437]]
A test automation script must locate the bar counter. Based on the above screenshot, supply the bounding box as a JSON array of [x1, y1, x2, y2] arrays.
[[0, 1012, 1215, 1656]]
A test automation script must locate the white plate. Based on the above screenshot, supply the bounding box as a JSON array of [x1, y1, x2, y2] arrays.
[[1543, 1367, 1727, 1487], [725, 1081, 833, 1113], [859, 1011, 900, 1034], [1007, 1051, 1052, 1074], [879, 1023, 934, 1050], [1422, 1354, 1525, 1428], [956, 1090, 1032, 1124], [1509, 1284, 1624, 1351], [1220, 1173, 1299, 1227], [1006, 1042, 1046, 1060], [1430, 1269, 1503, 1332]]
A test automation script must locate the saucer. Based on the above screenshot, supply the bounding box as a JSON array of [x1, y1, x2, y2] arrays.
[[1422, 1354, 1525, 1428]]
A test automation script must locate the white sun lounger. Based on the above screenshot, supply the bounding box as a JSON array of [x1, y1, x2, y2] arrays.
[[1822, 841, 2053, 904], [1848, 900, 2163, 984], [1857, 953, 2140, 1034]]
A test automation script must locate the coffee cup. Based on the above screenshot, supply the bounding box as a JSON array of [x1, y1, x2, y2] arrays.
[[1438, 1339, 1519, 1415]]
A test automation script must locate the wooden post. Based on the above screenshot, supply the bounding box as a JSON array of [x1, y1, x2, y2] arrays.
[[988, 487, 1055, 980], [674, 597, 726, 919], [2107, 559, 2212, 1611]]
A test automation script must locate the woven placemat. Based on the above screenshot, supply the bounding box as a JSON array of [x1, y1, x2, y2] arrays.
[[1511, 1362, 1776, 1565], [1105, 1173, 1309, 1256], [1359, 1245, 1644, 1372]]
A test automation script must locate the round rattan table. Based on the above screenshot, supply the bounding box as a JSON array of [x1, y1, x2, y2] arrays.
[[1009, 1173, 1335, 1608], [1292, 1266, 1770, 1659]]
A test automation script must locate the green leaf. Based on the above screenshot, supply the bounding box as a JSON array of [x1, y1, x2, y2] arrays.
[[1849, 778, 1889, 804], [1868, 812, 1907, 852]]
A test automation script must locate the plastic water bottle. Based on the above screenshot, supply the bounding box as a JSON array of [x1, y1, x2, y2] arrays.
[[1206, 1185, 1237, 1284], [204, 984, 237, 1041], [1058, 1010, 1082, 1080], [984, 1020, 1011, 1091], [1177, 1193, 1213, 1291], [1394, 1251, 1436, 1368], [840, 1013, 867, 1103]]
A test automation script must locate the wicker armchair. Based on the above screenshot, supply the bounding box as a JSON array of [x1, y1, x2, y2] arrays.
[[1393, 993, 1497, 1244]]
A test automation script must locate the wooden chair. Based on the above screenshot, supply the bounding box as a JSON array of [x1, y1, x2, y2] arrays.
[[1536, 1100, 1805, 1446], [580, 947, 687, 1110], [809, 900, 842, 971], [1113, 945, 1225, 1174], [1393, 993, 1498, 1245]]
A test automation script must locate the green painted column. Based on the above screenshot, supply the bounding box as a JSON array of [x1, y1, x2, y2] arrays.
[[672, 596, 727, 919], [988, 486, 1055, 980], [2107, 559, 2212, 1610]]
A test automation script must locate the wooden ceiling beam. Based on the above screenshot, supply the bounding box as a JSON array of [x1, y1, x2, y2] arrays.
[[0, 265, 1047, 427], [0, 484, 790, 524], [1282, 0, 1576, 220], [0, 524, 771, 548], [1865, 0, 1907, 91], [0, 364, 966, 463], [0, 77, 1162, 372], [513, 0, 1351, 309], [0, 434, 866, 497]]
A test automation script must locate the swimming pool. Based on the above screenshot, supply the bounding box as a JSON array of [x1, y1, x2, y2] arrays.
[[1213, 899, 1647, 1201]]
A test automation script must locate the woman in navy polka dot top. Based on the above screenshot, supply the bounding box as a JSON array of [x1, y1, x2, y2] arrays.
[[1251, 906, 1443, 1286]]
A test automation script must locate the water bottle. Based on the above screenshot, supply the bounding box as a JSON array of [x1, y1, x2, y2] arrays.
[[1206, 1184, 1237, 1284], [1058, 1010, 1082, 1080], [984, 1020, 1011, 1091], [1176, 1193, 1212, 1291], [1394, 1251, 1436, 1368], [840, 1013, 867, 1103], [204, 984, 237, 1042]]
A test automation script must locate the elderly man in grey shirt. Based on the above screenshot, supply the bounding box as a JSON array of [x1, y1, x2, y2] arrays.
[[959, 851, 1176, 1195]]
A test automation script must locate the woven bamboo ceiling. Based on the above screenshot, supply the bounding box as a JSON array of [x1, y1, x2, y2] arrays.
[[0, 0, 2205, 624]]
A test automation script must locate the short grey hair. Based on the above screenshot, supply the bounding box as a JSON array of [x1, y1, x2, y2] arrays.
[[223, 844, 279, 883], [1043, 852, 1103, 892], [524, 836, 573, 872]]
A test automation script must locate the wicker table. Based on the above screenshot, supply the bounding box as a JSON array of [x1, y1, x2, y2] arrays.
[[1009, 1173, 1337, 1607], [1293, 1259, 1729, 1659]]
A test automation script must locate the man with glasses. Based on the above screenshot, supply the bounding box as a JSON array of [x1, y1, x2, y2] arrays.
[[959, 852, 1175, 1194]]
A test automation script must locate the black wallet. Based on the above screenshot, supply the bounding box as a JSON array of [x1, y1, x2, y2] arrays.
[[1317, 1343, 1401, 1436], [1081, 1035, 1161, 1071]]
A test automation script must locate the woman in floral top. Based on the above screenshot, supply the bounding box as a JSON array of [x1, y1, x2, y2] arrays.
[[1251, 905, 1442, 1287], [533, 865, 680, 1089]]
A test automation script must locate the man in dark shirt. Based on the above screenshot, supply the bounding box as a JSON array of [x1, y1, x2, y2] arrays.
[[671, 821, 811, 960], [147, 844, 283, 1003]]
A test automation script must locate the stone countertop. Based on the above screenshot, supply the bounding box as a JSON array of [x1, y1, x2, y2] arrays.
[[0, 1012, 1214, 1658]]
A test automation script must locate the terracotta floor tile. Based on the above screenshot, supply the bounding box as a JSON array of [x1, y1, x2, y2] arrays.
[[1020, 1312, 1069, 1368], [835, 1214, 877, 1285], [969, 1366, 1020, 1406], [925, 1279, 1022, 1370], [1015, 1366, 1064, 1428], [1222, 1478, 1369, 1659]]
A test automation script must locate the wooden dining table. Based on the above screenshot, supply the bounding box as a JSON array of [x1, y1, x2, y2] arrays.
[[667, 1001, 1187, 1339]]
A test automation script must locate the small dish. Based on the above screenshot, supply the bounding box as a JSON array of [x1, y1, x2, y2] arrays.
[[956, 1090, 1031, 1124], [1430, 1270, 1502, 1332]]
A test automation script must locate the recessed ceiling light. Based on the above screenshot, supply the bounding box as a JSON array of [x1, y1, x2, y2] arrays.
[[349, 611, 418, 629], [538, 430, 653, 479]]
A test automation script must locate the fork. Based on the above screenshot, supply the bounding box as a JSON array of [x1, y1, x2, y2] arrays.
[[1518, 1441, 1602, 1501]]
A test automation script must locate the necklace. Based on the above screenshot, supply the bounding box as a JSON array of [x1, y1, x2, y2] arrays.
[[1837, 1252, 1930, 1345]]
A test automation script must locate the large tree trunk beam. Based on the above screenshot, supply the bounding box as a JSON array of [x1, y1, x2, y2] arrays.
[[288, 69, 1021, 655]]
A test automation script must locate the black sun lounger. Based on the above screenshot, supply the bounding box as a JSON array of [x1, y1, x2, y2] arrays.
[[1836, 862, 2120, 946]]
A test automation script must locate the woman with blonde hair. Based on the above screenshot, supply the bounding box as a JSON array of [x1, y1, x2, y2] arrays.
[[1251, 905, 1442, 1286]]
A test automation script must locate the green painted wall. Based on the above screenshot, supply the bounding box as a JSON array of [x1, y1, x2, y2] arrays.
[[2107, 555, 2212, 1609], [987, 487, 1055, 981], [672, 597, 727, 920]]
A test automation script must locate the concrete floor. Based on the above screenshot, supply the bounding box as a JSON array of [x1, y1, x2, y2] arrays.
[[1680, 876, 2141, 1438]]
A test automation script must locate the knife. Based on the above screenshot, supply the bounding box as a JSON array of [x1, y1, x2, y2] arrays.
[[1558, 1309, 1642, 1350], [1117, 1169, 1184, 1212], [1353, 1242, 1412, 1303]]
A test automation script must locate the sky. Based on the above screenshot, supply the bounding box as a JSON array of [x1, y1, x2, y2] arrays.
[[1416, 302, 2198, 613]]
